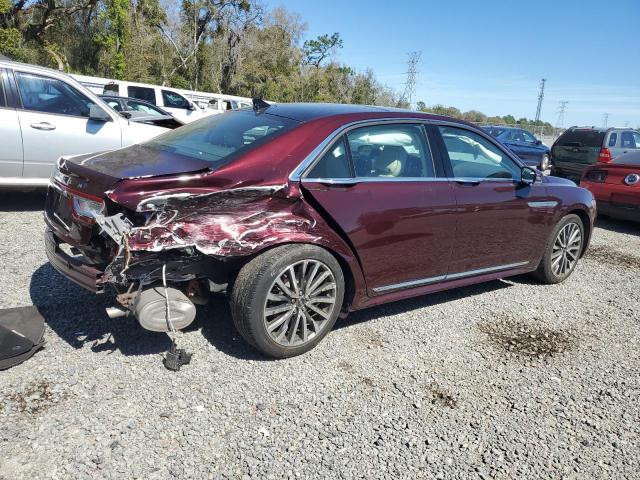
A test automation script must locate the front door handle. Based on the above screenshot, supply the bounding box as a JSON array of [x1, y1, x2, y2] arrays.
[[454, 178, 481, 186], [30, 122, 56, 131]]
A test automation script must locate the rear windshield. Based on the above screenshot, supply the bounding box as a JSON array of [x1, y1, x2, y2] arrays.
[[556, 129, 606, 148], [144, 110, 299, 167]]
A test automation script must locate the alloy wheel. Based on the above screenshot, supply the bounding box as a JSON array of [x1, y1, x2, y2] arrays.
[[551, 222, 582, 276], [541, 155, 550, 171], [263, 259, 338, 347]]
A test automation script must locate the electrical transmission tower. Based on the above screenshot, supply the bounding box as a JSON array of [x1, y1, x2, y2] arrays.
[[602, 113, 610, 128], [401, 51, 421, 109], [556, 101, 568, 129], [534, 78, 546, 123]]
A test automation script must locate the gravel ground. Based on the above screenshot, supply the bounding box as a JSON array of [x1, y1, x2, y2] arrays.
[[1, 191, 639, 480]]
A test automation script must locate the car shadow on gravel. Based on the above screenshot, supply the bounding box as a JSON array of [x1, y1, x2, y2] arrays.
[[334, 280, 511, 331], [0, 191, 47, 212], [595, 216, 640, 236], [30, 263, 172, 356]]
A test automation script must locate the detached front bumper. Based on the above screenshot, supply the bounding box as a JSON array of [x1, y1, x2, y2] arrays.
[[45, 228, 104, 293]]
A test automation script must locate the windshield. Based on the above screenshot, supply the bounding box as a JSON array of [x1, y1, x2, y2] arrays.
[[144, 110, 299, 167]]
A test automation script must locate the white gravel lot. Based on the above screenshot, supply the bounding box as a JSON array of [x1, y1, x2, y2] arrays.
[[0, 191, 639, 480]]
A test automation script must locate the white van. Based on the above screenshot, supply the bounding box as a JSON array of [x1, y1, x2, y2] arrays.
[[102, 80, 212, 124]]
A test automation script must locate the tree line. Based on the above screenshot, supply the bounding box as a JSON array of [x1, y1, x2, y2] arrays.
[[1, 0, 554, 131], [1, 0, 402, 106]]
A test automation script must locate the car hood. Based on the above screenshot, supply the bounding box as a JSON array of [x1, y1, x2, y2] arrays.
[[542, 174, 578, 186]]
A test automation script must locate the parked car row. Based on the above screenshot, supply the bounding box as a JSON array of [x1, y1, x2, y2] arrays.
[[0, 60, 170, 187]]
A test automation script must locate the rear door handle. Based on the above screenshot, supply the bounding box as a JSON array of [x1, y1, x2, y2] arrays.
[[30, 122, 56, 131]]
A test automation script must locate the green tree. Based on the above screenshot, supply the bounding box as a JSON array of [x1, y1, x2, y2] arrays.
[[302, 32, 342, 68]]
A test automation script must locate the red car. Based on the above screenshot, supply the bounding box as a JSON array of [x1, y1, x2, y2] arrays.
[[581, 151, 640, 222], [44, 103, 595, 358]]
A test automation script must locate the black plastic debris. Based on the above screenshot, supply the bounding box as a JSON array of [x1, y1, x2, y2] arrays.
[[0, 306, 45, 370], [163, 341, 192, 371]]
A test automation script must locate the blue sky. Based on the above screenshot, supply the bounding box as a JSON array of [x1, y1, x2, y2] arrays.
[[264, 0, 639, 127]]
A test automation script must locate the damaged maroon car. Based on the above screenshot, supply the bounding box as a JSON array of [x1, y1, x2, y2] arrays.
[[44, 102, 595, 358]]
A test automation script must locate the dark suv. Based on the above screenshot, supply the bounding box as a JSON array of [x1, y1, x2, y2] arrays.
[[551, 127, 640, 183]]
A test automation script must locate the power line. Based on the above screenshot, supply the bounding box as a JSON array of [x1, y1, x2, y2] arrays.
[[534, 78, 546, 123], [556, 100, 568, 129], [401, 51, 421, 109], [602, 113, 610, 128]]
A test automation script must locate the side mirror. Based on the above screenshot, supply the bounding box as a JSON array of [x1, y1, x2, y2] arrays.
[[535, 139, 542, 145], [89, 104, 110, 122], [187, 101, 196, 111], [520, 166, 537, 185]]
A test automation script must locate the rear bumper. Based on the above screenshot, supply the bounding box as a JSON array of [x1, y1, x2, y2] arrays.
[[45, 228, 104, 293]]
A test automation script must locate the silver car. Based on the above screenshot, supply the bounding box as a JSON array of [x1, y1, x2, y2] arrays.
[[0, 61, 168, 187]]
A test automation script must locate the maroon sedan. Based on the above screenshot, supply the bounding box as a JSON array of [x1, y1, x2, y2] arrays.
[[580, 151, 640, 222], [44, 103, 595, 358]]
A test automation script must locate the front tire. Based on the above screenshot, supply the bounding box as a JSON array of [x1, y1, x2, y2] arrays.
[[533, 214, 584, 284], [231, 244, 345, 358], [540, 154, 550, 171]]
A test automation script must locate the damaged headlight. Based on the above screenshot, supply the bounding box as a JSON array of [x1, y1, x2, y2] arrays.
[[72, 194, 105, 222]]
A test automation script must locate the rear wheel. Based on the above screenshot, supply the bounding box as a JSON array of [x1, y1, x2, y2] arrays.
[[533, 214, 584, 284], [231, 244, 344, 358]]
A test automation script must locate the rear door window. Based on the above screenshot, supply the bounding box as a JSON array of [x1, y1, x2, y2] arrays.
[[127, 86, 156, 104], [439, 126, 520, 180], [346, 124, 434, 178], [556, 129, 606, 148], [633, 132, 640, 149], [307, 137, 352, 179], [621, 132, 637, 149], [608, 133, 618, 147]]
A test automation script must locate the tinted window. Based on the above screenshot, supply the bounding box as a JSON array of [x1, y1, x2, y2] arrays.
[[621, 131, 637, 149], [347, 124, 433, 178], [608, 132, 618, 147], [127, 86, 156, 104], [162, 90, 190, 109], [439, 126, 520, 179], [15, 72, 95, 117], [144, 110, 298, 167], [103, 83, 119, 95], [307, 137, 351, 179], [634, 132, 640, 149], [556, 129, 606, 148]]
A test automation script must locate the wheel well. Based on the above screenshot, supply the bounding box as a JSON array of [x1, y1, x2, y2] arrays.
[[568, 209, 591, 257], [222, 242, 356, 312]]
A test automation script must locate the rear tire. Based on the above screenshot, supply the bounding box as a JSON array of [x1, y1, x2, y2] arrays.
[[533, 214, 584, 284], [231, 244, 345, 358]]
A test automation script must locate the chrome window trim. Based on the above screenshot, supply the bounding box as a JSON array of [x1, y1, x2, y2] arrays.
[[372, 261, 530, 294], [291, 117, 525, 183]]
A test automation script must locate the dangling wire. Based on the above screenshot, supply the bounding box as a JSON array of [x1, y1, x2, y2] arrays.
[[162, 263, 177, 337]]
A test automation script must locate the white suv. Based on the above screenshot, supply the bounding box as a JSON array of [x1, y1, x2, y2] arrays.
[[0, 61, 169, 187]]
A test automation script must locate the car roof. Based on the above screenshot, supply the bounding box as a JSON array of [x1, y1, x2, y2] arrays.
[[255, 102, 475, 126], [567, 126, 634, 133]]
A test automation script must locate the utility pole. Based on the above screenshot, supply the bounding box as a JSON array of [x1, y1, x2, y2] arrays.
[[534, 78, 546, 123], [602, 113, 610, 128], [556, 100, 568, 129], [401, 51, 421, 109]]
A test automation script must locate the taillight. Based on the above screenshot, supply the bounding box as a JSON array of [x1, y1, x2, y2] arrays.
[[584, 170, 608, 183], [598, 147, 612, 163]]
